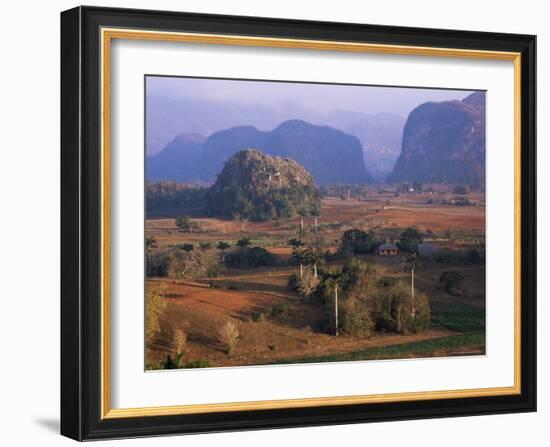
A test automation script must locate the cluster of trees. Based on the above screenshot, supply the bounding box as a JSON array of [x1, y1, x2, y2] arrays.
[[396, 227, 423, 253], [290, 259, 431, 337], [146, 181, 207, 215], [438, 271, 465, 296], [224, 246, 277, 269], [146, 240, 222, 280], [146, 235, 282, 278], [337, 260, 431, 336], [166, 249, 221, 279], [337, 227, 423, 257], [175, 215, 201, 233], [340, 229, 381, 255], [145, 287, 166, 345]]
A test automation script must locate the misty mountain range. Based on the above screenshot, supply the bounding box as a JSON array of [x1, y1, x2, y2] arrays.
[[146, 95, 405, 178], [146, 91, 485, 186], [147, 120, 371, 185]]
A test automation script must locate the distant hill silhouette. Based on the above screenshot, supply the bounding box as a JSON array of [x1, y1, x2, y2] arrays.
[[146, 132, 205, 183], [147, 120, 372, 185], [387, 92, 485, 186], [146, 95, 321, 155]]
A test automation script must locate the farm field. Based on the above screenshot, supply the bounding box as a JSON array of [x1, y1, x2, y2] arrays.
[[145, 190, 486, 368]]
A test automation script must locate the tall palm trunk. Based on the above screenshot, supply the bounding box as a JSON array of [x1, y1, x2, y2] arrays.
[[334, 285, 339, 336], [411, 268, 416, 319]]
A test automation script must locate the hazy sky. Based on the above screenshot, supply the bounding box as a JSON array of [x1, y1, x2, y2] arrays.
[[146, 76, 476, 118]]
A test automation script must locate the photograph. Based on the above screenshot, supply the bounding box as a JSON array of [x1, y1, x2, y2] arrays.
[[144, 76, 487, 370], [55, 4, 537, 441]]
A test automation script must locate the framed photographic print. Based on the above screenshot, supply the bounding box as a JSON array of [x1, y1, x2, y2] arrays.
[[60, 6, 536, 441]]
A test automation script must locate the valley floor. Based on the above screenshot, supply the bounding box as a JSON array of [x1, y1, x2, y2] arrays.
[[146, 192, 486, 368]]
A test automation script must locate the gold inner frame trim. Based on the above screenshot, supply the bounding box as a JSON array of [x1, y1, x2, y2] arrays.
[[100, 27, 522, 419]]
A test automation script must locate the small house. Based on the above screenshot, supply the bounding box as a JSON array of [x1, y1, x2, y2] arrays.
[[378, 243, 398, 256]]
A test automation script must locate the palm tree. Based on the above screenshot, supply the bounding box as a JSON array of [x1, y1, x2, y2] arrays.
[[325, 267, 342, 336], [199, 241, 212, 251], [403, 253, 421, 320], [181, 243, 194, 253], [287, 238, 303, 249], [288, 238, 306, 278], [305, 247, 323, 278], [236, 236, 251, 249], [312, 209, 321, 231], [291, 246, 307, 279], [297, 208, 307, 232]]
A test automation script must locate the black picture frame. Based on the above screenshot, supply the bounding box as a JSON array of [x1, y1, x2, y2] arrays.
[[61, 5, 536, 441]]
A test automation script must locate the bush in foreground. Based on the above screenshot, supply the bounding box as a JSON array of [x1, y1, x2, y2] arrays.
[[217, 321, 240, 354]]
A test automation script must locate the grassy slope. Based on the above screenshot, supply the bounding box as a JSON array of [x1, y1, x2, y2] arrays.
[[272, 332, 485, 365], [431, 301, 486, 333]]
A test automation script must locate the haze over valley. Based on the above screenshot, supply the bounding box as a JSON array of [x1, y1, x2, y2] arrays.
[[146, 77, 484, 186]]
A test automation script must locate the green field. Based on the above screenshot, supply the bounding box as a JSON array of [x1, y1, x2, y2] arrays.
[[273, 332, 486, 365]]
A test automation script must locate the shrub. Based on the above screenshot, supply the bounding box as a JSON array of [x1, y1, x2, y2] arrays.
[[149, 356, 213, 370], [146, 288, 166, 345], [340, 258, 380, 290], [340, 262, 381, 336], [181, 243, 194, 252], [251, 311, 267, 322], [167, 250, 220, 279], [342, 294, 375, 337], [465, 248, 482, 263], [172, 328, 187, 354], [271, 301, 289, 317], [297, 268, 320, 298], [162, 352, 186, 369], [185, 359, 213, 368], [439, 271, 465, 296], [287, 273, 299, 291], [175, 215, 200, 233], [372, 281, 431, 334], [217, 321, 239, 354], [224, 247, 277, 269], [236, 237, 251, 248], [396, 227, 423, 253], [147, 251, 170, 277]]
